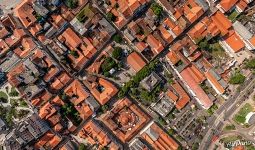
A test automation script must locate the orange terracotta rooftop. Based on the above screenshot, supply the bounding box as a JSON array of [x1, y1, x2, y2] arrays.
[[102, 98, 150, 143], [78, 120, 122, 150], [140, 122, 179, 150], [64, 79, 94, 120], [167, 81, 190, 110], [85, 77, 118, 105], [180, 65, 213, 109], [127, 51, 147, 73]]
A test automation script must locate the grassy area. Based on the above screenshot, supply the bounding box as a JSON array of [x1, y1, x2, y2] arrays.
[[10, 99, 18, 107], [16, 110, 30, 119], [221, 136, 243, 148], [228, 10, 239, 22], [9, 87, 19, 97], [0, 91, 8, 99], [234, 103, 253, 124], [246, 144, 255, 150], [76, 4, 94, 22], [210, 43, 227, 59], [20, 100, 28, 107], [224, 124, 236, 131], [101, 57, 118, 77], [221, 135, 242, 143]]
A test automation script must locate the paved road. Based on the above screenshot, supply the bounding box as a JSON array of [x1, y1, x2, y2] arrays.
[[199, 75, 255, 150]]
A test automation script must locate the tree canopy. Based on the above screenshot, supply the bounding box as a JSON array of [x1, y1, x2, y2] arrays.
[[112, 47, 123, 60], [106, 12, 117, 22], [113, 34, 123, 43], [78, 144, 87, 150], [101, 57, 117, 73], [229, 72, 246, 84], [151, 3, 163, 17], [245, 58, 255, 69], [65, 0, 78, 9]]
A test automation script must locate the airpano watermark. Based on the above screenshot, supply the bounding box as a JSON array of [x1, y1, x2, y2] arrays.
[[226, 140, 255, 148]]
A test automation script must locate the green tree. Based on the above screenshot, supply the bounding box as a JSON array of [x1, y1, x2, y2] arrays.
[[168, 128, 176, 135], [245, 58, 255, 69], [137, 27, 144, 35], [229, 72, 246, 84], [61, 93, 68, 101], [130, 88, 139, 95], [61, 102, 81, 125], [118, 90, 125, 98], [101, 105, 109, 113], [198, 39, 209, 50], [112, 47, 123, 60], [78, 143, 87, 150], [106, 12, 116, 22], [151, 3, 163, 17], [192, 143, 199, 150], [158, 117, 166, 126], [9, 87, 19, 97], [101, 57, 117, 73], [103, 72, 111, 77], [70, 50, 79, 58], [65, 0, 78, 9], [113, 34, 123, 43], [114, 3, 119, 8], [168, 79, 174, 84], [101, 147, 109, 150]]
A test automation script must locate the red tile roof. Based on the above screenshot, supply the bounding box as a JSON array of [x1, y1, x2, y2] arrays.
[[236, 0, 248, 12], [127, 51, 147, 72], [79, 120, 121, 149], [135, 42, 148, 52], [31, 90, 53, 107], [166, 90, 178, 102], [211, 11, 232, 36], [218, 0, 238, 12], [141, 123, 179, 150], [59, 28, 82, 49], [39, 102, 57, 119], [205, 70, 225, 94], [171, 82, 190, 110], [180, 66, 213, 109], [13, 37, 36, 58], [47, 135, 62, 149], [65, 80, 89, 106], [102, 98, 150, 143], [147, 34, 164, 54], [14, 0, 36, 28], [90, 78, 118, 105], [64, 80, 94, 120], [34, 131, 55, 149], [225, 30, 245, 53], [183, 0, 204, 23], [166, 50, 181, 65], [249, 36, 255, 47], [51, 72, 71, 91]]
